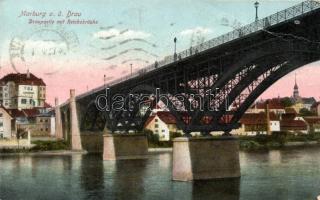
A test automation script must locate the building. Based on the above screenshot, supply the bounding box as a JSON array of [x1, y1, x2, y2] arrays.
[[144, 111, 182, 141], [303, 116, 320, 133], [7, 106, 54, 138], [280, 108, 309, 134], [291, 74, 316, 111], [233, 112, 280, 136], [311, 102, 320, 116], [248, 98, 285, 115], [280, 120, 308, 134], [0, 105, 16, 139], [0, 70, 46, 109]]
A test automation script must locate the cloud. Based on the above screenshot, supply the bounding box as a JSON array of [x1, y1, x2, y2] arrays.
[[180, 26, 213, 36], [24, 40, 66, 50], [93, 28, 151, 41]]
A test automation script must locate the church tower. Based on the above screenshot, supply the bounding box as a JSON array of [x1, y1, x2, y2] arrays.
[[293, 73, 299, 100]]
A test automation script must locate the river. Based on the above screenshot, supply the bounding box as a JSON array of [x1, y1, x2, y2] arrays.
[[1, 146, 320, 200]]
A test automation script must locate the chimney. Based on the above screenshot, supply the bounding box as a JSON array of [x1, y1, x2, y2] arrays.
[[265, 100, 271, 135], [27, 69, 30, 79]]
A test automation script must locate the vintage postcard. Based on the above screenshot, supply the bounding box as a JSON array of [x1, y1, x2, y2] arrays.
[[1, 0, 320, 199]]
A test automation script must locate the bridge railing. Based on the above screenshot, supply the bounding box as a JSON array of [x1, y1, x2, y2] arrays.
[[73, 0, 320, 102]]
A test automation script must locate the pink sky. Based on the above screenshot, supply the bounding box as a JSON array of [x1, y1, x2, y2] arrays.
[[1, 62, 320, 106]]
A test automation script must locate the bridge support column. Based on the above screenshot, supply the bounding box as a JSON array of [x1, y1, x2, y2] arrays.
[[55, 98, 63, 140], [172, 136, 240, 181], [70, 89, 82, 150], [103, 134, 148, 160]]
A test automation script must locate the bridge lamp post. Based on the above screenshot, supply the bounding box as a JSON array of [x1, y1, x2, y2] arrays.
[[104, 74, 106, 87], [130, 63, 133, 76], [254, 1, 259, 22], [174, 37, 177, 61]]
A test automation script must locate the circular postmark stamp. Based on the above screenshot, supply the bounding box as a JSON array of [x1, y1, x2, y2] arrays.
[[9, 26, 79, 75]]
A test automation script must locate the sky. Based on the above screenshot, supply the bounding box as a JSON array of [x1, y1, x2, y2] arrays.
[[0, 0, 319, 105]]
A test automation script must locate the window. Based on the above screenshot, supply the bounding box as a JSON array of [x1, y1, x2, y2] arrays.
[[0, 122, 3, 127], [0, 113, 2, 117], [45, 128, 48, 131], [40, 119, 43, 122], [162, 130, 165, 132], [21, 99, 27, 104], [155, 124, 159, 128], [155, 119, 158, 122]]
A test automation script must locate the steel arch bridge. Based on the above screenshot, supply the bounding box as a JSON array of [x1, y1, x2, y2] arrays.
[[60, 0, 320, 136]]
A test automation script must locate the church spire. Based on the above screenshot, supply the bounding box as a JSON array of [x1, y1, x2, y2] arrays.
[[293, 72, 299, 99]]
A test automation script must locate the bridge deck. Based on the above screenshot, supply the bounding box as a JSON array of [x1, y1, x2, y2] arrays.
[[61, 0, 320, 107]]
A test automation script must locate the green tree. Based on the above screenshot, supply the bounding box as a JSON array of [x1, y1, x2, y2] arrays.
[[299, 108, 315, 116], [281, 97, 294, 107]]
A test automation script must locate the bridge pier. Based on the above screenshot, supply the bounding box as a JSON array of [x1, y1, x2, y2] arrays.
[[103, 134, 148, 160], [70, 89, 83, 150], [55, 98, 63, 140], [172, 136, 240, 181]]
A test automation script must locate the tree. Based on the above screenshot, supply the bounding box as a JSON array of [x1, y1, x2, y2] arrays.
[[281, 97, 294, 107], [299, 108, 315, 116]]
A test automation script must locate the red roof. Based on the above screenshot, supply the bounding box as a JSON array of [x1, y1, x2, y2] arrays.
[[7, 109, 26, 118], [255, 98, 285, 110], [144, 115, 155, 127], [303, 117, 320, 125], [7, 108, 39, 118], [240, 112, 279, 125], [43, 102, 52, 108], [144, 111, 177, 127], [280, 120, 307, 131], [0, 73, 45, 86], [157, 111, 177, 124]]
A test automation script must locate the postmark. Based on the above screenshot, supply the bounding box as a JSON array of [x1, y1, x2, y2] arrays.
[[9, 26, 79, 75]]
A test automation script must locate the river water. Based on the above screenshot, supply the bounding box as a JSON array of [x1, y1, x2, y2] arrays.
[[1, 147, 320, 200]]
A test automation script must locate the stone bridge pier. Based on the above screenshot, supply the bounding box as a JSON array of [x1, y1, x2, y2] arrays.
[[103, 134, 148, 160], [55, 89, 82, 151], [172, 136, 240, 181]]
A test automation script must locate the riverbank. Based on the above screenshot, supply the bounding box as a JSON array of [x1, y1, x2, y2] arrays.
[[147, 133, 320, 151], [0, 140, 70, 154], [238, 133, 320, 151], [0, 150, 87, 156], [2, 133, 319, 155]]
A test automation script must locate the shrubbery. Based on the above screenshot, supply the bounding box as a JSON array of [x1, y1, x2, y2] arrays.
[[144, 129, 182, 148], [31, 140, 69, 151]]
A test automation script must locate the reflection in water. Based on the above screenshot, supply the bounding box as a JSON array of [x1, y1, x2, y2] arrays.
[[192, 178, 240, 200], [80, 154, 105, 199], [1, 147, 320, 200], [110, 159, 147, 199]]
